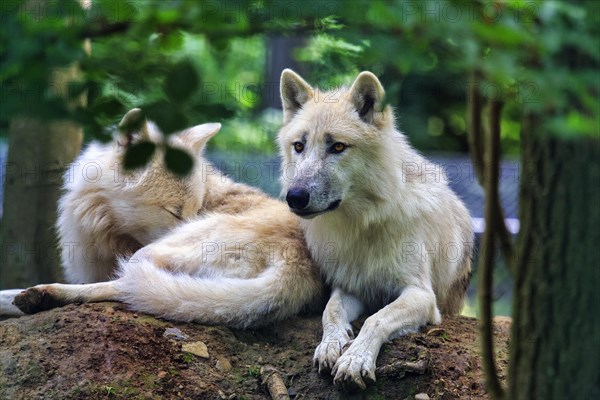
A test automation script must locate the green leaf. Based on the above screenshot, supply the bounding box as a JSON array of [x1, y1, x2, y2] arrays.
[[471, 22, 532, 47], [191, 103, 235, 120], [144, 102, 189, 134], [95, 0, 138, 23], [123, 142, 156, 170], [91, 97, 125, 118], [86, 122, 112, 142], [164, 60, 199, 102], [164, 146, 194, 176], [66, 82, 88, 103]]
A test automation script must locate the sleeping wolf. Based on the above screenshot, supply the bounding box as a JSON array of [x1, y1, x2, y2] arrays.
[[3, 109, 324, 327], [278, 69, 473, 390], [59, 109, 221, 284]]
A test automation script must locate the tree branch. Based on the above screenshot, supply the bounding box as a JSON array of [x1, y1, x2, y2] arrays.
[[467, 71, 514, 273], [78, 19, 320, 41], [467, 70, 485, 184], [80, 22, 130, 39], [494, 193, 514, 271], [479, 99, 506, 400]]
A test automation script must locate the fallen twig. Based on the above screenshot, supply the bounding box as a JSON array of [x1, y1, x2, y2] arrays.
[[260, 365, 290, 400], [377, 348, 430, 378]]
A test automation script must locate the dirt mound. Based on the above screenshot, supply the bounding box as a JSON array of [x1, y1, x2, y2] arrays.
[[0, 302, 509, 399]]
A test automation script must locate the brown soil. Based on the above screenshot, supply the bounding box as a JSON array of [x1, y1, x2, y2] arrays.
[[0, 302, 510, 399]]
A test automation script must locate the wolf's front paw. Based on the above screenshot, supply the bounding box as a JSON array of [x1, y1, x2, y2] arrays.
[[332, 344, 376, 392], [313, 339, 346, 375], [313, 324, 353, 375], [13, 287, 61, 314]]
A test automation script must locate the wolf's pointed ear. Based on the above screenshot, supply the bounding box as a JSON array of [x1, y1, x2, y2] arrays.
[[349, 72, 385, 124], [178, 122, 221, 154], [280, 69, 314, 124], [117, 108, 151, 147]]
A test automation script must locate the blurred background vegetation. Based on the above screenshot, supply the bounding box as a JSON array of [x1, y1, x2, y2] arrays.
[[0, 1, 598, 313], [6, 0, 596, 156], [1, 2, 599, 397]]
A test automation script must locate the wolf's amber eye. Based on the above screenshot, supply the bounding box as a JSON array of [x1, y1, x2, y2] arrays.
[[331, 142, 347, 154], [293, 142, 304, 153]]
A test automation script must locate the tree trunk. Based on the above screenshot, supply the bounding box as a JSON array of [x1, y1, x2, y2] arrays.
[[263, 35, 306, 110], [1, 119, 82, 288], [509, 114, 600, 398]]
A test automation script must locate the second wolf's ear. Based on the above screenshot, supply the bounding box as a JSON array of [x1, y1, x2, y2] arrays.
[[349, 72, 386, 124], [117, 108, 151, 147], [280, 69, 314, 124], [178, 123, 221, 154]]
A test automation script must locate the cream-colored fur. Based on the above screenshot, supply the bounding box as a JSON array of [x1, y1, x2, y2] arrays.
[[278, 70, 473, 390], [58, 109, 214, 284], [1, 109, 204, 316], [3, 110, 324, 328]]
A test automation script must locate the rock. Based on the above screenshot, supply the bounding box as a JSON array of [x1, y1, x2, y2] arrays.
[[492, 316, 513, 335], [182, 341, 209, 359], [0, 304, 508, 399], [415, 393, 430, 400], [216, 357, 232, 373], [163, 327, 188, 341]]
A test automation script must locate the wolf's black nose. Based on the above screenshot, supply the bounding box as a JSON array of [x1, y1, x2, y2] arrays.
[[286, 188, 310, 210]]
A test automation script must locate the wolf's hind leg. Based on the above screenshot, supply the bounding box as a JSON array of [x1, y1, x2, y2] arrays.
[[13, 281, 122, 314]]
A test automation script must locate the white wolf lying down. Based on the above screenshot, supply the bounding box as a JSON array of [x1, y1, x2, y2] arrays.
[[2, 109, 324, 328], [278, 70, 473, 390], [59, 110, 218, 285]]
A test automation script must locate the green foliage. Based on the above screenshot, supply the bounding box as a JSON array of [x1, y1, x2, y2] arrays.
[[123, 142, 155, 170], [211, 110, 281, 154], [296, 34, 368, 86], [1, 0, 597, 169], [164, 60, 200, 104], [246, 365, 261, 378], [181, 353, 194, 363], [102, 385, 115, 396], [164, 146, 194, 176]]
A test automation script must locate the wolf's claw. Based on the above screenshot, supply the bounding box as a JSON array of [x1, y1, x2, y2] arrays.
[[313, 332, 352, 375], [332, 344, 376, 392], [314, 341, 341, 375]]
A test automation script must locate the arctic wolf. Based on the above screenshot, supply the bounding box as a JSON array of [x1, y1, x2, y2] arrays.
[[59, 109, 219, 284], [3, 109, 324, 328], [278, 70, 473, 390], [0, 109, 216, 316]]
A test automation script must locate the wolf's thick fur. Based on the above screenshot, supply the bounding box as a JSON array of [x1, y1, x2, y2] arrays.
[[1, 110, 217, 316], [278, 70, 473, 390], [59, 110, 217, 284], [3, 110, 324, 327]]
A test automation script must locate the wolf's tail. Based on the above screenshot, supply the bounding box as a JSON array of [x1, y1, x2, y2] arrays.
[[115, 259, 321, 329]]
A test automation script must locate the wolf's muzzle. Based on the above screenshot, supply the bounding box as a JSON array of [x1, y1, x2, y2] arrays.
[[287, 195, 342, 219], [286, 188, 310, 210]]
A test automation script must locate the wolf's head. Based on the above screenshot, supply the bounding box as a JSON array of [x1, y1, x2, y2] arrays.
[[277, 70, 398, 220], [109, 109, 221, 244]]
